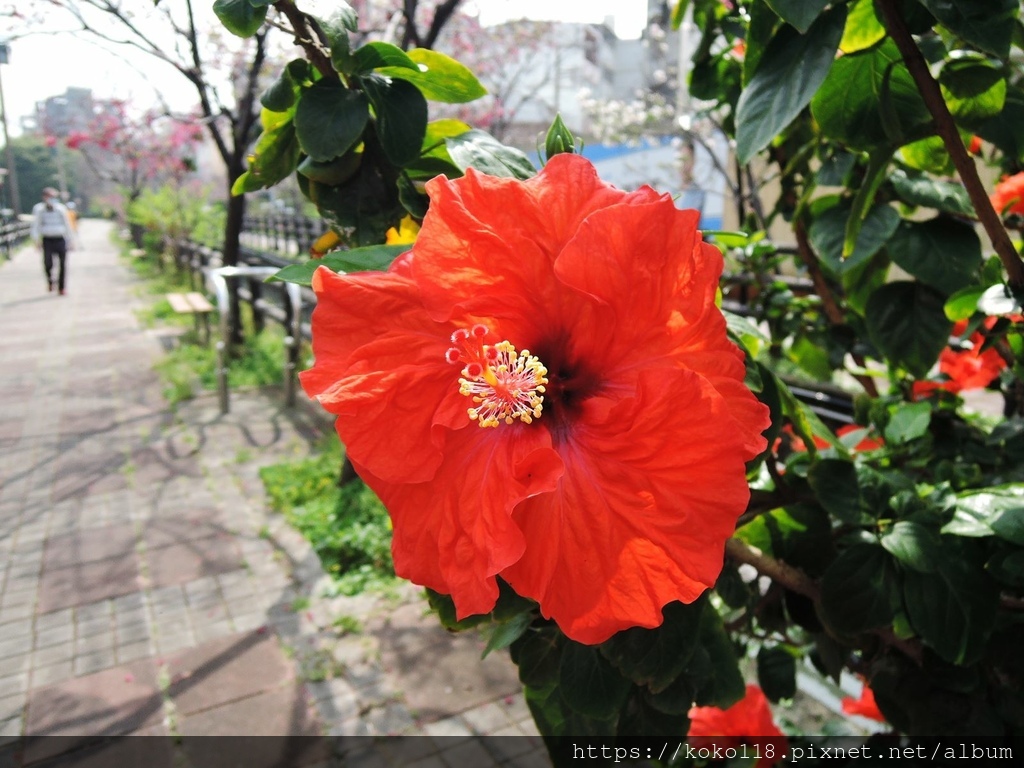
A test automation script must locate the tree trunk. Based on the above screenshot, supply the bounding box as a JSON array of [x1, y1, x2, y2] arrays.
[[223, 177, 247, 345]]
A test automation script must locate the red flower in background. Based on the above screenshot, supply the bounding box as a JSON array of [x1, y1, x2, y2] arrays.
[[842, 683, 886, 723], [912, 318, 1007, 398], [991, 172, 1024, 216], [301, 155, 770, 644], [689, 685, 788, 766]]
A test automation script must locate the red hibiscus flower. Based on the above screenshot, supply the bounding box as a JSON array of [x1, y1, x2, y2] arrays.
[[689, 685, 787, 766], [912, 318, 1007, 398], [842, 683, 886, 723], [778, 423, 882, 454], [300, 155, 770, 644], [991, 172, 1024, 217]]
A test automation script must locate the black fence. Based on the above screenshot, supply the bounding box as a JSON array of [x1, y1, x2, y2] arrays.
[[1, 216, 31, 260]]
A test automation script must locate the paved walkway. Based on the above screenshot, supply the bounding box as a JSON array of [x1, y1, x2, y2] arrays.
[[0, 220, 549, 767]]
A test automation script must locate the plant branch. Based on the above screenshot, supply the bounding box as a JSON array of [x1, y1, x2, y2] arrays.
[[274, 0, 337, 80], [877, 0, 1024, 289], [725, 537, 923, 665]]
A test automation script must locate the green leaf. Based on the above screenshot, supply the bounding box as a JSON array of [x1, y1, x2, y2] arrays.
[[939, 54, 1007, 129], [618, 690, 690, 739], [950, 486, 1024, 543], [978, 86, 1024, 163], [378, 48, 487, 104], [544, 114, 578, 161], [261, 66, 298, 112], [990, 506, 1024, 545], [884, 401, 932, 444], [865, 282, 954, 378], [232, 109, 300, 194], [819, 544, 898, 634], [559, 643, 631, 720], [757, 646, 797, 702], [294, 80, 369, 162], [917, 0, 1017, 59], [812, 39, 932, 151], [843, 149, 891, 258], [881, 520, 943, 573], [359, 75, 428, 168], [889, 169, 975, 218], [692, 606, 745, 709], [808, 459, 868, 524], [899, 135, 954, 174], [808, 198, 900, 275], [268, 244, 408, 285], [446, 130, 536, 179], [763, 0, 829, 33], [735, 6, 846, 164], [482, 611, 535, 659], [309, 4, 358, 73], [944, 285, 986, 321], [353, 41, 418, 73], [902, 538, 998, 664], [212, 0, 267, 37], [887, 217, 982, 295], [513, 627, 563, 691], [297, 153, 362, 186], [735, 504, 835, 577], [840, 0, 885, 53], [599, 598, 705, 694]]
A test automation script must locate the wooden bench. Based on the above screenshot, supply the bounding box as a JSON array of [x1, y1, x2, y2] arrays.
[[166, 291, 214, 344]]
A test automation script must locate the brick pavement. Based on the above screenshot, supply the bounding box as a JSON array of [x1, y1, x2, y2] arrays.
[[0, 221, 549, 767]]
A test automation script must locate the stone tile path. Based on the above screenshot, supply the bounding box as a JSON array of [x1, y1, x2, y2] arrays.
[[0, 221, 550, 766]]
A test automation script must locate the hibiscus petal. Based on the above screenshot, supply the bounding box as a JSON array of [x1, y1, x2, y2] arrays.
[[355, 426, 563, 618], [300, 266, 464, 484], [501, 368, 756, 644]]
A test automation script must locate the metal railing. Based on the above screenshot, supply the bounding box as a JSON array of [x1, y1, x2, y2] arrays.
[[0, 216, 31, 260]]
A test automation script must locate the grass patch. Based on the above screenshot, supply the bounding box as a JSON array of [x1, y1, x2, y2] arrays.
[[260, 438, 400, 597]]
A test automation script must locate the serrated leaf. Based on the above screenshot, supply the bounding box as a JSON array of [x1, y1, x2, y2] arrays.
[[213, 0, 267, 37], [881, 521, 943, 573], [820, 544, 897, 634], [890, 170, 974, 217], [764, 0, 829, 34], [884, 401, 932, 444], [559, 643, 630, 720], [902, 538, 998, 664], [360, 75, 428, 168], [268, 244, 408, 285], [378, 48, 487, 103], [446, 130, 536, 179], [865, 282, 954, 378], [735, 6, 846, 164], [294, 80, 369, 162]]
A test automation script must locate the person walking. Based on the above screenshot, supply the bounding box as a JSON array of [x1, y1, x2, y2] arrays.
[[30, 187, 77, 295]]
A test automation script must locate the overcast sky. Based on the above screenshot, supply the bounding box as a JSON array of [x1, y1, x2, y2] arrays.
[[0, 1, 647, 138]]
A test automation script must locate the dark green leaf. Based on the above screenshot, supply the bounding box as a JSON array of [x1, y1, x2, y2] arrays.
[[353, 41, 418, 73], [735, 504, 835, 577], [378, 48, 487, 103], [902, 538, 999, 664], [808, 459, 868, 524], [812, 39, 933, 151], [269, 244, 408, 285], [917, 0, 1017, 58], [692, 607, 745, 709], [645, 673, 696, 716], [618, 690, 690, 739], [865, 282, 954, 378], [843, 149, 892, 258], [261, 66, 298, 112], [231, 109, 299, 194], [990, 506, 1024, 545], [986, 549, 1024, 587], [559, 643, 631, 720], [309, 4, 358, 73], [424, 588, 489, 631], [600, 599, 705, 694], [952, 486, 1024, 541], [743, 0, 780, 86], [446, 130, 536, 179], [297, 153, 361, 186], [939, 54, 1007, 129], [482, 611, 535, 658], [820, 544, 898, 634], [881, 521, 943, 573], [757, 646, 797, 702], [884, 401, 932, 444], [294, 80, 369, 162], [736, 6, 846, 164], [978, 86, 1024, 163], [889, 170, 975, 217], [513, 627, 563, 691], [841, 0, 885, 53], [764, 0, 829, 33], [360, 75, 428, 168], [808, 198, 900, 275], [212, 0, 267, 37]]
